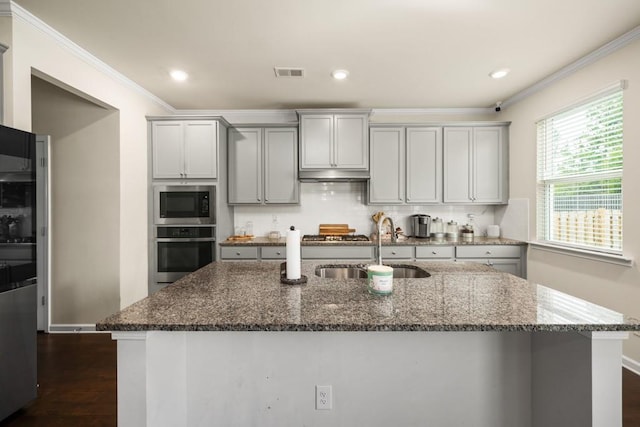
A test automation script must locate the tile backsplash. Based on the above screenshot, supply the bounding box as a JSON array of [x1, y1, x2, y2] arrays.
[[233, 182, 497, 238]]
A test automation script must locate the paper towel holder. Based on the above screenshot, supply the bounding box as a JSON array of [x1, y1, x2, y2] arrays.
[[280, 263, 308, 285]]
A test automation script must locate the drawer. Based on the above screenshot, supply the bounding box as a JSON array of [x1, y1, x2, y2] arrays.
[[220, 246, 259, 260], [456, 245, 521, 259], [261, 246, 286, 259], [381, 246, 413, 259], [415, 246, 455, 259], [302, 246, 374, 260]]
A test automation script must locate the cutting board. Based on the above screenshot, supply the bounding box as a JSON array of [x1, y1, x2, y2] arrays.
[[319, 224, 356, 235]]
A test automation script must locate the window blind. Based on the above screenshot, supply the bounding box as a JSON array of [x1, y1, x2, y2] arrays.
[[536, 88, 623, 253]]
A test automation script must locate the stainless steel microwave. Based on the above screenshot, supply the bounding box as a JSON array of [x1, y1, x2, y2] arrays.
[[153, 185, 216, 225]]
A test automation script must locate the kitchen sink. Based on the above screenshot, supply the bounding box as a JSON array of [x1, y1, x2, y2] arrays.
[[315, 264, 430, 279]]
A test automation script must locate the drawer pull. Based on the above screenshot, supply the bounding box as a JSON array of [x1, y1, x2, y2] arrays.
[[485, 251, 492, 255], [391, 251, 397, 255], [432, 251, 437, 255], [276, 251, 281, 255], [236, 252, 241, 256]]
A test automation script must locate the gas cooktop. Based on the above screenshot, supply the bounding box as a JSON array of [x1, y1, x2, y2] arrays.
[[302, 234, 370, 242]]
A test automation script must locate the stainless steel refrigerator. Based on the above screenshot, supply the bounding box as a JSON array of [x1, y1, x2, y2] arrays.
[[0, 124, 37, 421]]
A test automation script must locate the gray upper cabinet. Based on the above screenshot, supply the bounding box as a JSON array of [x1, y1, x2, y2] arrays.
[[443, 126, 508, 204], [299, 112, 369, 170], [152, 120, 218, 179], [369, 126, 442, 205], [406, 127, 442, 203], [369, 127, 404, 204], [228, 127, 299, 205]]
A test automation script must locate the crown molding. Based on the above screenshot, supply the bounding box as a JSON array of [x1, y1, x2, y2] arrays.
[[175, 109, 298, 124], [372, 107, 495, 116], [7, 0, 175, 113], [502, 24, 640, 109]]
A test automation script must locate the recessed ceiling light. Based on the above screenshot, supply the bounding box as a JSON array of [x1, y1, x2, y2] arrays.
[[170, 70, 189, 81], [489, 68, 510, 79], [331, 69, 349, 80]]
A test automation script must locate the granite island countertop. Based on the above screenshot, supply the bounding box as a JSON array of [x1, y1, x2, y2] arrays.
[[97, 261, 639, 333], [219, 236, 526, 247]]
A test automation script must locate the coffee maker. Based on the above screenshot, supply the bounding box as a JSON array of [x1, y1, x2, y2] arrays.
[[410, 214, 431, 238]]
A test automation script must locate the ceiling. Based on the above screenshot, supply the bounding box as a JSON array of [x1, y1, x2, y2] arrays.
[[12, 0, 640, 110]]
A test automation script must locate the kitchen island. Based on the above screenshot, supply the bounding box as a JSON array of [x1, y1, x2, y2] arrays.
[[98, 261, 639, 427]]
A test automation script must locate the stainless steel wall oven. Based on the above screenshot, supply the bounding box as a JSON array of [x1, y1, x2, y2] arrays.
[[154, 226, 216, 286]]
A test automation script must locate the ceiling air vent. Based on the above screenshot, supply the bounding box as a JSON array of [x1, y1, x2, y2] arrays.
[[274, 67, 305, 78]]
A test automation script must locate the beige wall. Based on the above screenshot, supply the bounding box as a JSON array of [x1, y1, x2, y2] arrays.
[[0, 16, 12, 125], [1, 12, 171, 313], [502, 38, 640, 363], [31, 76, 120, 324]]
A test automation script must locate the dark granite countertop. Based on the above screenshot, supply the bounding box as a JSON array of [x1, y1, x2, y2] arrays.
[[97, 261, 639, 333], [219, 236, 526, 247]]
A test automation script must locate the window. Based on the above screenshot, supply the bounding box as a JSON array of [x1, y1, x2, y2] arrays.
[[536, 85, 623, 254]]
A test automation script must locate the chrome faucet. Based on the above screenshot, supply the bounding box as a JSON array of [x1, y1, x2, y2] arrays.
[[377, 214, 396, 265]]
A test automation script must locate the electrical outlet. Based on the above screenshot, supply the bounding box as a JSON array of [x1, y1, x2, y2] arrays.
[[315, 385, 332, 410]]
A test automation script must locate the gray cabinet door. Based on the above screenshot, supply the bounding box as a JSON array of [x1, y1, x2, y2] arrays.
[[406, 127, 442, 204], [334, 114, 368, 169], [443, 127, 472, 203], [473, 127, 505, 203], [228, 127, 262, 204], [183, 121, 217, 179], [264, 128, 299, 204], [300, 115, 333, 168], [152, 121, 184, 179], [369, 127, 404, 204]]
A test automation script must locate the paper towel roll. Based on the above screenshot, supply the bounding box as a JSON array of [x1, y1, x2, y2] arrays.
[[286, 227, 301, 280]]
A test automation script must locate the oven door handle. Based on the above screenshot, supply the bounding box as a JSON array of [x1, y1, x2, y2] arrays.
[[156, 238, 217, 243]]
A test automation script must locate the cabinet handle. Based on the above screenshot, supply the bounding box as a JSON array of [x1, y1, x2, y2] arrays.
[[391, 251, 397, 255], [432, 251, 437, 255], [487, 261, 494, 266], [236, 252, 241, 256], [276, 251, 281, 255], [485, 251, 492, 255]]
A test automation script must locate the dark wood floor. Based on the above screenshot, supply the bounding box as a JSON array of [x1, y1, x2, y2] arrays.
[[1, 333, 117, 427], [1, 333, 639, 426]]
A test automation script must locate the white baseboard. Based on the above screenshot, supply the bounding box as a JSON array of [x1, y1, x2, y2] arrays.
[[48, 323, 97, 333], [623, 355, 640, 376]]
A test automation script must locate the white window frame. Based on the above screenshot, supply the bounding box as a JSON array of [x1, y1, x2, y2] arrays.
[[534, 81, 632, 266]]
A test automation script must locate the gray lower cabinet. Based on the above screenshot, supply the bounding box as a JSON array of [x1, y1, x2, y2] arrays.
[[261, 246, 286, 260], [455, 245, 524, 278], [301, 246, 374, 260], [415, 246, 455, 260], [219, 244, 525, 277], [220, 246, 259, 260], [228, 127, 299, 204], [369, 126, 442, 204], [380, 246, 414, 260]]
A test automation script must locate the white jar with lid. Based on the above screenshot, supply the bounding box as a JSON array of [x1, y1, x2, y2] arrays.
[[431, 217, 443, 234]]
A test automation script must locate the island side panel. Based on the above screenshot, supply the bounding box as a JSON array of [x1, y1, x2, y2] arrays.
[[112, 332, 147, 427], [184, 331, 532, 427], [531, 331, 627, 427]]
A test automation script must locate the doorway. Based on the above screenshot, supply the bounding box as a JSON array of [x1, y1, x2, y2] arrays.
[[31, 75, 120, 331]]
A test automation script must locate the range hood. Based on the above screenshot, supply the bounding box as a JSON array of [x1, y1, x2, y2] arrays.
[[298, 169, 370, 182]]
